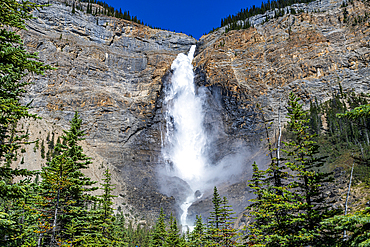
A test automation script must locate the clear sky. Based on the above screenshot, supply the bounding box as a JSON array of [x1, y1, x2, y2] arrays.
[[105, 0, 262, 40]]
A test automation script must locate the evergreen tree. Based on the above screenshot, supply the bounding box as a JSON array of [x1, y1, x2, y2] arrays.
[[208, 187, 223, 245], [80, 167, 118, 245], [111, 211, 130, 246], [166, 213, 184, 247], [247, 92, 340, 246], [284, 92, 340, 246], [219, 196, 237, 246], [247, 160, 300, 246], [0, 0, 52, 243], [41, 140, 45, 159], [149, 208, 167, 247], [207, 187, 237, 246], [188, 215, 208, 247], [99, 167, 116, 233], [322, 207, 370, 246], [38, 112, 98, 246]]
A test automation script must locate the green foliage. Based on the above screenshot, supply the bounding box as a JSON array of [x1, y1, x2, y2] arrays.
[[41, 140, 45, 159], [81, 167, 118, 245], [208, 187, 237, 246], [99, 167, 116, 223], [0, 177, 43, 246], [0, 0, 52, 243], [147, 189, 237, 246], [38, 112, 98, 246], [0, 0, 52, 164], [188, 215, 208, 246], [247, 161, 302, 246], [149, 208, 167, 247], [309, 89, 370, 184], [284, 92, 340, 245], [112, 213, 151, 247], [81, 0, 145, 26], [166, 213, 185, 247], [0, 4, 151, 240], [247, 92, 340, 246], [338, 103, 370, 121], [219, 0, 315, 32], [322, 207, 370, 247]]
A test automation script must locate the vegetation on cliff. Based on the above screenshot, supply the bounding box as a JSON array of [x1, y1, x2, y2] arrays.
[[0, 2, 149, 245], [218, 0, 314, 32], [1, 0, 370, 246], [68, 0, 173, 31]]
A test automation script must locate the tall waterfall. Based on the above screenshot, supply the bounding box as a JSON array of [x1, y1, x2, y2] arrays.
[[162, 45, 207, 230]]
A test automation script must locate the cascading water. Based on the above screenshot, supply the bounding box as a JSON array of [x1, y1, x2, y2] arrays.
[[162, 45, 207, 231]]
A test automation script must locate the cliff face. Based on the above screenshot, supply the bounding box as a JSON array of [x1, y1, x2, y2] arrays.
[[194, 0, 370, 123], [21, 0, 370, 223], [188, 0, 370, 225], [22, 0, 196, 220]]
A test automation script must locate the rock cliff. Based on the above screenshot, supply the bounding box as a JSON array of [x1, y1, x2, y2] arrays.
[[20, 0, 370, 224], [189, 0, 370, 225], [21, 0, 196, 221]]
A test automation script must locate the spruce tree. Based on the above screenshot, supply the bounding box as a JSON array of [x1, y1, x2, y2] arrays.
[[149, 208, 167, 247], [166, 213, 184, 247], [208, 187, 223, 245], [207, 187, 236, 246], [38, 112, 98, 246], [111, 211, 132, 246], [0, 0, 52, 243], [247, 160, 301, 246], [322, 203, 370, 246], [285, 92, 340, 246], [247, 92, 340, 246], [80, 167, 118, 245], [188, 215, 208, 247], [219, 196, 237, 246]]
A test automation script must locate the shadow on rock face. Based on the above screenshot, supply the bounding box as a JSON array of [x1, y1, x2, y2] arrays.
[[159, 176, 193, 204]]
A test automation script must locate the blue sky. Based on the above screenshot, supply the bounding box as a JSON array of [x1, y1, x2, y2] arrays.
[[106, 0, 261, 39]]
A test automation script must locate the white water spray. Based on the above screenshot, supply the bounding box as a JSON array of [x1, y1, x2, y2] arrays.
[[162, 45, 207, 231]]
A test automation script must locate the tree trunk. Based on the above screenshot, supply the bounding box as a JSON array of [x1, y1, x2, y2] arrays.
[[52, 188, 61, 243], [343, 160, 354, 240]]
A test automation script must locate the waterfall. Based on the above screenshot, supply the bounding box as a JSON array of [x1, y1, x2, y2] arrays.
[[162, 45, 206, 231]]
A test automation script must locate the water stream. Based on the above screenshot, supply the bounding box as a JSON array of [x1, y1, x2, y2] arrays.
[[162, 45, 207, 231]]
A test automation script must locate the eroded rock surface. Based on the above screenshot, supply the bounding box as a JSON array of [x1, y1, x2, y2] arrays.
[[21, 0, 370, 223], [189, 0, 370, 222], [22, 0, 196, 221]]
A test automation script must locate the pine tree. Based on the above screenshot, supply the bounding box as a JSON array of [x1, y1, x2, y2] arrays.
[[188, 215, 208, 247], [111, 211, 129, 246], [41, 140, 45, 159], [247, 92, 340, 246], [149, 208, 167, 247], [38, 112, 98, 246], [0, 0, 52, 243], [322, 207, 370, 246], [208, 186, 223, 245], [247, 159, 300, 246], [219, 196, 237, 246], [99, 167, 116, 233], [80, 167, 118, 245], [166, 213, 184, 247], [207, 187, 236, 246], [285, 92, 340, 246]]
